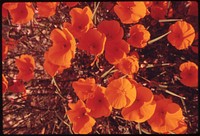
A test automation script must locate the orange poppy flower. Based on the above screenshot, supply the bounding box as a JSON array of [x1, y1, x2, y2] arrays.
[[167, 21, 195, 50], [50, 28, 76, 55], [105, 78, 136, 109], [63, 6, 93, 39], [150, 1, 173, 20], [66, 100, 96, 134], [114, 2, 148, 24], [37, 2, 58, 17], [64, 2, 78, 8], [127, 24, 150, 48], [172, 120, 187, 134], [4, 2, 34, 24], [164, 119, 187, 134], [122, 86, 156, 123], [148, 94, 184, 133], [8, 79, 26, 93], [15, 54, 35, 82], [117, 55, 139, 75], [86, 86, 112, 118], [46, 28, 76, 67], [105, 40, 130, 65], [179, 61, 198, 87], [2, 38, 8, 61], [2, 74, 8, 94], [72, 78, 96, 101], [97, 20, 124, 42], [43, 51, 68, 77], [77, 28, 106, 64], [188, 1, 198, 16]]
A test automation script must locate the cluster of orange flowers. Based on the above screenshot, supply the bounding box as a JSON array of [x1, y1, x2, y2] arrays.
[[43, 28, 76, 77], [67, 76, 188, 134], [2, 2, 79, 24], [2, 1, 198, 134], [2, 53, 35, 96], [2, 37, 35, 96]]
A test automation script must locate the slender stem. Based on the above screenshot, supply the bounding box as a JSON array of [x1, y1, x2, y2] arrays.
[[106, 117, 111, 134], [101, 66, 115, 78], [166, 1, 171, 17], [141, 129, 151, 134], [159, 19, 182, 23], [51, 77, 61, 93], [92, 2, 101, 21], [145, 63, 176, 68], [148, 31, 171, 45], [95, 57, 100, 68], [96, 130, 100, 134], [164, 89, 186, 99], [181, 98, 187, 114], [51, 77, 65, 100], [137, 75, 151, 83], [120, 74, 128, 79], [137, 75, 186, 99], [55, 111, 73, 134], [138, 123, 142, 134], [110, 69, 118, 74], [90, 56, 98, 67]]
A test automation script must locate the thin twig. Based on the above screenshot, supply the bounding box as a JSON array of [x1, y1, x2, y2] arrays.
[[164, 89, 186, 99], [92, 2, 101, 21], [101, 66, 115, 78], [106, 117, 111, 134], [51, 77, 66, 100], [55, 111, 73, 134], [137, 75, 186, 99], [148, 31, 171, 45], [137, 123, 142, 134], [159, 19, 182, 23], [181, 98, 187, 114]]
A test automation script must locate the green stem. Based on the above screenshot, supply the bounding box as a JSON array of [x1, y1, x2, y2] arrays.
[[137, 75, 186, 100], [55, 111, 73, 134], [101, 66, 115, 78], [181, 98, 187, 114], [145, 63, 176, 68], [141, 129, 151, 134], [164, 89, 186, 99], [92, 2, 101, 23], [148, 31, 171, 45], [137, 75, 151, 83], [120, 74, 128, 79], [51, 77, 65, 100], [51, 77, 61, 93], [159, 19, 182, 23], [166, 1, 171, 16], [138, 123, 142, 134], [106, 117, 111, 134], [110, 69, 118, 74]]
